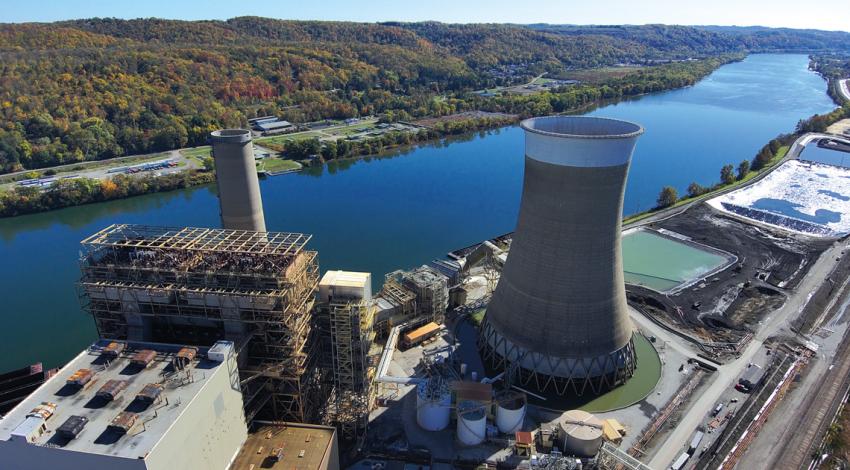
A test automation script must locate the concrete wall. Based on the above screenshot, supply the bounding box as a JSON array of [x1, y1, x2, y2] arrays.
[[210, 129, 266, 232], [144, 346, 247, 470], [0, 440, 147, 470]]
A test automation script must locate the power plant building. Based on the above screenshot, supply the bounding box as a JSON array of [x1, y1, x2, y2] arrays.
[[479, 116, 643, 396], [78, 224, 320, 422], [210, 129, 267, 232], [0, 340, 247, 470]]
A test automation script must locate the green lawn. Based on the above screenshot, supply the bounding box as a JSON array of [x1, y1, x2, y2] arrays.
[[258, 158, 302, 173], [323, 121, 377, 136], [256, 131, 325, 147], [179, 146, 212, 162]]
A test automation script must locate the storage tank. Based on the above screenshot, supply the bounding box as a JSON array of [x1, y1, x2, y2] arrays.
[[558, 410, 604, 457], [416, 379, 451, 431], [457, 401, 487, 446], [480, 116, 643, 396], [209, 129, 266, 232], [495, 393, 526, 434]]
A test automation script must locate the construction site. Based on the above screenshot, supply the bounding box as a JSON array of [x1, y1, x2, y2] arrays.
[[77, 224, 321, 423], [4, 119, 850, 470]]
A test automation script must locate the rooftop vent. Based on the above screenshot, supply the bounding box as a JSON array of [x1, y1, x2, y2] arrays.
[[66, 368, 94, 387], [108, 411, 138, 435], [135, 383, 164, 405], [56, 415, 89, 440], [101, 341, 126, 359], [26, 402, 57, 420], [131, 349, 157, 368], [96, 379, 129, 401], [173, 347, 198, 370]]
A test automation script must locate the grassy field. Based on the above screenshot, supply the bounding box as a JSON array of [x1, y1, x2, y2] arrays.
[[259, 158, 302, 173], [179, 146, 212, 162], [256, 131, 326, 147], [561, 66, 645, 84]]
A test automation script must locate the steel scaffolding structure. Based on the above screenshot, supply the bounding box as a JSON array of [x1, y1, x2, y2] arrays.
[[77, 224, 321, 423], [323, 299, 377, 444]]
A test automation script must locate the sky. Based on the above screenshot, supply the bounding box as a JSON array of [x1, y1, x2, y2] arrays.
[[2, 0, 849, 32]]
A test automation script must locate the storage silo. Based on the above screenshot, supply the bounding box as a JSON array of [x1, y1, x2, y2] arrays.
[[209, 129, 266, 232], [456, 401, 487, 446], [416, 379, 451, 431], [495, 393, 526, 434], [559, 409, 604, 457], [479, 116, 643, 396]]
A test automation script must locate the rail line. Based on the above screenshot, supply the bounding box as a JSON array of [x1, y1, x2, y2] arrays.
[[774, 328, 850, 469]]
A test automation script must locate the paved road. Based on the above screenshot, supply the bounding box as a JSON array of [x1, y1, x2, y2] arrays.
[[0, 149, 198, 191], [839, 79, 850, 102], [648, 238, 850, 469]]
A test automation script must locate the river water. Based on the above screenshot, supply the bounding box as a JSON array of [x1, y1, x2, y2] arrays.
[[0, 54, 835, 371]]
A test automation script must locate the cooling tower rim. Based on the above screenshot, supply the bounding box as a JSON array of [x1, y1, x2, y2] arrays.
[[210, 129, 252, 144], [521, 116, 644, 140]]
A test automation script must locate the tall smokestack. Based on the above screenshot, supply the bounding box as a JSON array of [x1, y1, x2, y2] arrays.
[[210, 129, 266, 232], [479, 116, 643, 396]]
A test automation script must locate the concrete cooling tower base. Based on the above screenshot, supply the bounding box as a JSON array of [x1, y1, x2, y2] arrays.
[[479, 324, 637, 396]]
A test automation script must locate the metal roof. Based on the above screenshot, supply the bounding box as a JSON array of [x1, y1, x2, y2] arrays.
[[0, 340, 231, 459]]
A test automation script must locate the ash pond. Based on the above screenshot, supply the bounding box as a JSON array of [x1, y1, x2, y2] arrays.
[[622, 228, 736, 293], [0, 54, 836, 371]]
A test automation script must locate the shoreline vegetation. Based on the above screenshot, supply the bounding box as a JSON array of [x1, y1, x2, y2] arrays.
[[0, 54, 847, 218], [627, 55, 850, 225], [0, 55, 739, 218]]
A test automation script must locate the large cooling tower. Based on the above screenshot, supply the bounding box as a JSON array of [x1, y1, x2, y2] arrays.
[[210, 129, 266, 232], [479, 116, 643, 396]]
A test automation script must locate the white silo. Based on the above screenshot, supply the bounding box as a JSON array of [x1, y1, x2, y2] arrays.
[[457, 401, 487, 446], [495, 393, 526, 434], [416, 379, 451, 431]]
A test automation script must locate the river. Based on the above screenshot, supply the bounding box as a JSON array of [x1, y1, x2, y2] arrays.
[[0, 54, 835, 371]]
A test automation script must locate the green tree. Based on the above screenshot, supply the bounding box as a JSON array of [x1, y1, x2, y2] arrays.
[[720, 164, 735, 185], [686, 182, 706, 199], [737, 160, 750, 180], [657, 186, 678, 208]]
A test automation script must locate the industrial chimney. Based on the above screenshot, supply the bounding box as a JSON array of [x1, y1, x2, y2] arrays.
[[479, 116, 643, 396], [209, 129, 266, 232]]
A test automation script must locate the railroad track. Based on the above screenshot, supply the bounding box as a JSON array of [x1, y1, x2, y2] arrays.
[[774, 328, 850, 469]]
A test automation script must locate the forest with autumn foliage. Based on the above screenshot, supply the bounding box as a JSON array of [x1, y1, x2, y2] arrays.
[[1, 17, 849, 174]]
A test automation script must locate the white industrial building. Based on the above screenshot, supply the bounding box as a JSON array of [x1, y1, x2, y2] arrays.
[[0, 340, 247, 470]]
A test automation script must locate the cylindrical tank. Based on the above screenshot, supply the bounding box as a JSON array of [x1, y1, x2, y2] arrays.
[[209, 129, 266, 232], [558, 410, 604, 457], [480, 116, 643, 396], [457, 401, 486, 446], [495, 394, 526, 434], [416, 379, 451, 431]]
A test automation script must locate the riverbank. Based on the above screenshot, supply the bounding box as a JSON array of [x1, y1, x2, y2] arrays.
[[0, 54, 836, 372], [623, 97, 850, 226], [0, 56, 740, 218]]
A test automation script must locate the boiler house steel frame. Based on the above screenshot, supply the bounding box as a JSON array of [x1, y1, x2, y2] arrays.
[[77, 224, 321, 423]]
